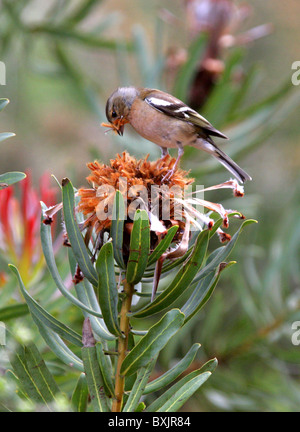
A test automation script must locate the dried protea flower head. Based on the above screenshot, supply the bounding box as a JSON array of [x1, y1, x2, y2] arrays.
[[77, 152, 245, 267], [78, 152, 193, 263]]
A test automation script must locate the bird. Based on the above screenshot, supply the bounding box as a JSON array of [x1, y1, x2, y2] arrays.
[[103, 86, 252, 183]]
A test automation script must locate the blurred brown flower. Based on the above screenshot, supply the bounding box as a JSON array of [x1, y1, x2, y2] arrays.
[[168, 0, 273, 109]]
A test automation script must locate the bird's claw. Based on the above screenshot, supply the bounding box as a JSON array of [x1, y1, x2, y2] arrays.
[[161, 168, 175, 183]]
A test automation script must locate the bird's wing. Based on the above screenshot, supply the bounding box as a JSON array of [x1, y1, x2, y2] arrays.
[[144, 90, 228, 139]]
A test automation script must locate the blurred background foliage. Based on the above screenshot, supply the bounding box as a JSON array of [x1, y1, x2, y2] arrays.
[[1, 0, 300, 412]]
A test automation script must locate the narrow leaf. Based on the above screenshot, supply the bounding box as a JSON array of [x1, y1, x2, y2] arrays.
[[95, 342, 115, 398], [30, 24, 127, 50], [40, 216, 102, 317], [143, 343, 201, 395], [11, 349, 52, 409], [9, 264, 82, 347], [0, 303, 28, 321], [146, 369, 211, 412], [66, 0, 100, 26], [153, 372, 211, 412], [123, 358, 156, 412], [75, 278, 115, 341], [62, 178, 98, 287], [182, 262, 235, 323], [82, 347, 109, 412], [24, 344, 60, 401], [147, 225, 178, 267], [10, 344, 60, 410], [0, 98, 9, 111], [192, 220, 257, 286], [32, 315, 83, 371], [174, 33, 207, 101], [132, 25, 153, 86], [126, 209, 150, 285], [110, 190, 125, 269], [135, 402, 146, 412], [96, 241, 121, 336], [199, 357, 218, 374], [133, 229, 210, 318], [120, 309, 184, 377], [0, 132, 15, 143], [0, 172, 26, 189], [68, 248, 115, 341], [71, 373, 89, 412]]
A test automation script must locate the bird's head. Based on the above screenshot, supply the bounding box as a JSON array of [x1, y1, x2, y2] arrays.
[[105, 87, 138, 136]]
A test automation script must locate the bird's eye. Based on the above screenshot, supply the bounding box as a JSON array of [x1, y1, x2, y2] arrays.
[[111, 110, 117, 118]]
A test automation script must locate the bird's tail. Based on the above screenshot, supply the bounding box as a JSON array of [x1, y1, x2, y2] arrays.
[[196, 139, 252, 183]]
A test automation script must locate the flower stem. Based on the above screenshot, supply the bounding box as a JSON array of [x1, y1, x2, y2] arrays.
[[112, 279, 134, 412]]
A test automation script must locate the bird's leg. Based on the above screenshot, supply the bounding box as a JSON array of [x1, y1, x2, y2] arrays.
[[160, 146, 169, 159], [161, 143, 184, 182], [173, 144, 184, 171]]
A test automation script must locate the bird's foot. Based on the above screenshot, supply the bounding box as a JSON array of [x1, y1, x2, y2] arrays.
[[161, 167, 175, 183]]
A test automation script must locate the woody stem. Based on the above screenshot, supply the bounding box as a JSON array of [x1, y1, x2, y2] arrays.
[[112, 279, 134, 412]]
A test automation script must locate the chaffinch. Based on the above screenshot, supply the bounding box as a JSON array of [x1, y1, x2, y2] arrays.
[[103, 86, 251, 183]]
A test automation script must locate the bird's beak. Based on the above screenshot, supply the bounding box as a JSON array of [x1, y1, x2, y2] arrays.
[[113, 116, 128, 136], [117, 123, 125, 136]]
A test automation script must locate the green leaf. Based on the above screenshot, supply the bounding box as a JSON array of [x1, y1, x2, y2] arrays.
[[40, 215, 102, 318], [135, 402, 146, 412], [71, 373, 89, 412], [5, 369, 30, 403], [9, 264, 83, 347], [62, 178, 98, 287], [81, 346, 109, 412], [74, 278, 115, 341], [95, 342, 115, 398], [0, 132, 15, 142], [234, 78, 292, 121], [132, 25, 153, 87], [0, 172, 26, 189], [147, 225, 178, 267], [227, 63, 261, 121], [10, 343, 60, 410], [123, 358, 157, 412], [148, 371, 211, 412], [0, 98, 9, 111], [174, 33, 207, 102], [24, 345, 60, 399], [133, 229, 210, 318], [31, 315, 84, 372], [182, 269, 219, 322], [110, 190, 125, 269], [30, 24, 126, 50], [143, 343, 201, 395], [145, 369, 212, 412], [144, 223, 222, 279], [199, 357, 218, 374], [126, 209, 150, 285], [66, 0, 101, 26], [0, 303, 28, 321], [96, 241, 122, 337], [202, 49, 244, 127], [192, 219, 257, 286], [68, 248, 115, 341], [120, 309, 184, 377], [195, 82, 297, 176], [178, 220, 257, 323], [182, 263, 235, 323]]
